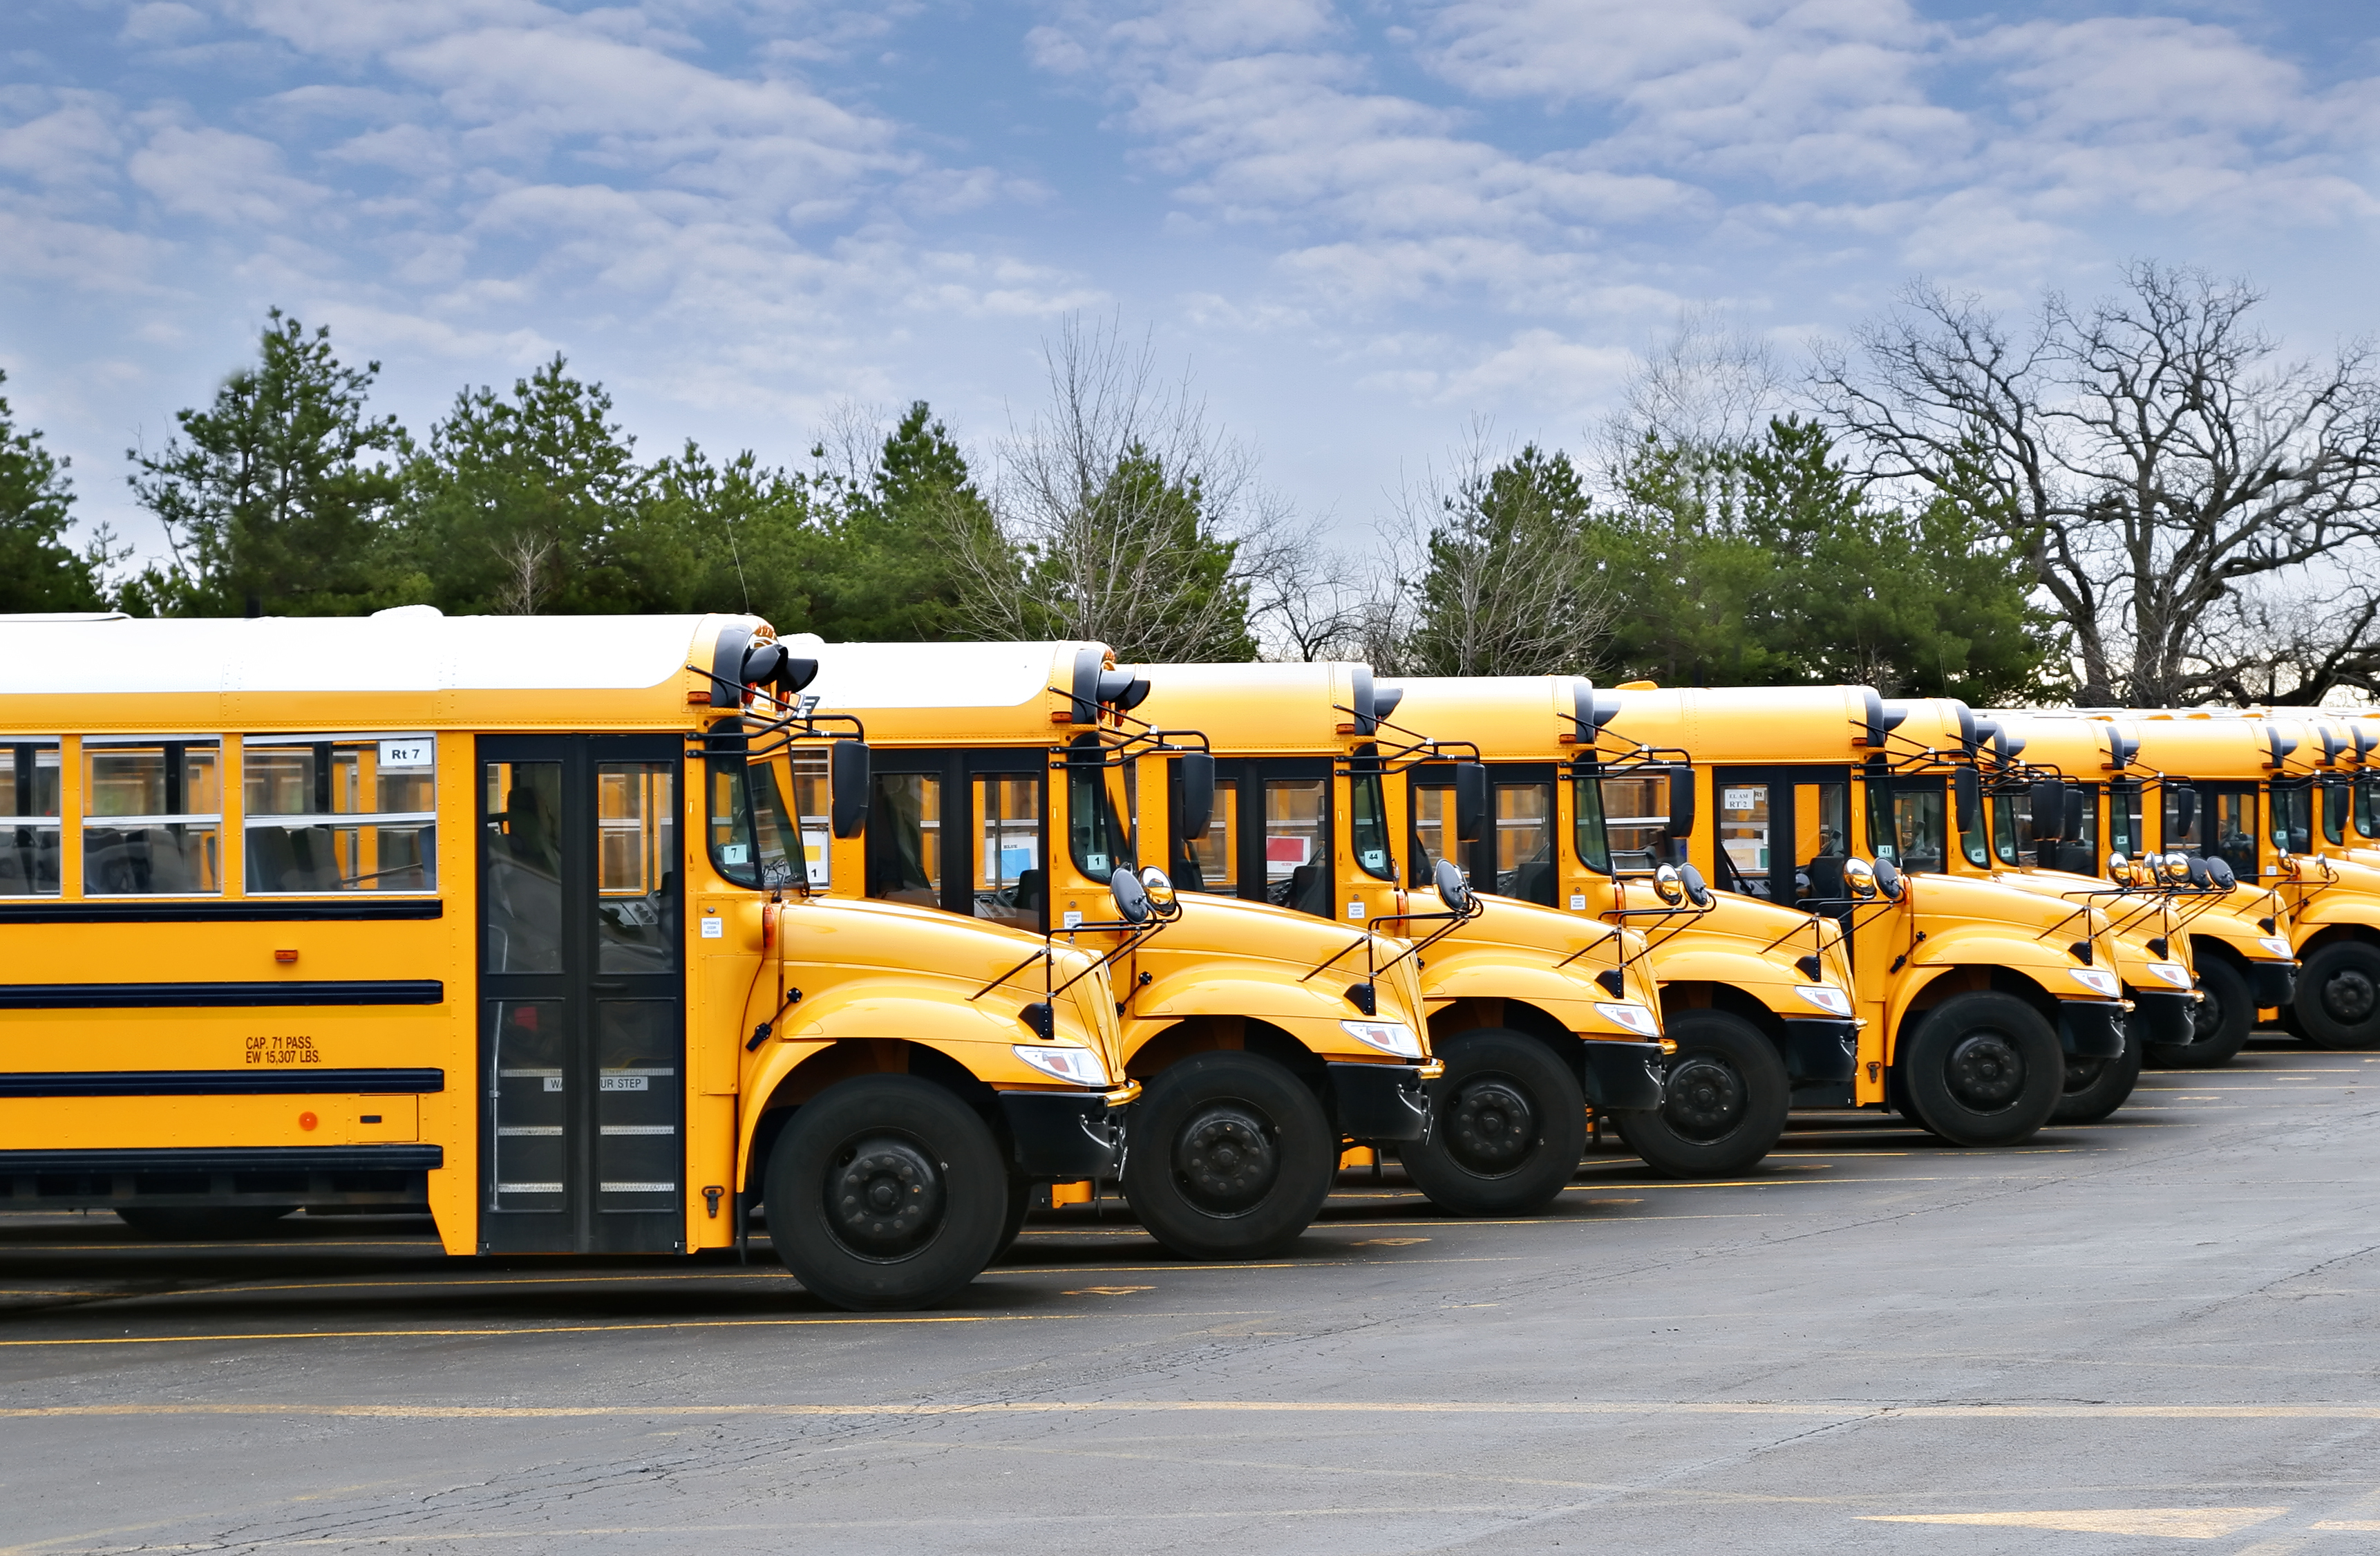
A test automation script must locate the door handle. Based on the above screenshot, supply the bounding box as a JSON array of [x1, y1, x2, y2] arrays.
[[589, 980, 633, 993]]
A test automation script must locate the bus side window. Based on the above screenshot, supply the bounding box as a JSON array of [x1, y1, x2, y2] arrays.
[[84, 738, 221, 896], [865, 773, 942, 908], [1175, 771, 1235, 893], [246, 735, 437, 894], [0, 742, 62, 897]]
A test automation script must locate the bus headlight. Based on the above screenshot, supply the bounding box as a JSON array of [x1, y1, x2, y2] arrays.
[[1593, 1002, 1661, 1038], [2256, 936, 2293, 959], [1341, 1020, 1423, 1058], [1794, 984, 1853, 1018], [1012, 1044, 1110, 1087], [2144, 962, 2193, 990], [2068, 968, 2121, 999]]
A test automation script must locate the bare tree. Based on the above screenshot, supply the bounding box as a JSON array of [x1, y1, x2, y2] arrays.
[[1815, 262, 2380, 705], [950, 315, 1305, 663], [489, 532, 556, 615], [1596, 303, 1787, 480]]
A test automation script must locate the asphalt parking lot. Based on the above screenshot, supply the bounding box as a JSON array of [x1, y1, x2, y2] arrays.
[[4, 1039, 2379, 1556]]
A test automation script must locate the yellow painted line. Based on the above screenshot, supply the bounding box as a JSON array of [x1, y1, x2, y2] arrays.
[[0, 1313, 1081, 1349], [1861, 1507, 2286, 1538], [8, 1400, 2380, 1420], [2312, 1520, 2380, 1530]]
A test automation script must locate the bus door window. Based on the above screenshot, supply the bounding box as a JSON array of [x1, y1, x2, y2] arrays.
[[1867, 778, 1946, 874], [596, 762, 678, 971], [83, 738, 220, 895], [865, 772, 942, 908], [973, 774, 1041, 928], [1408, 772, 1452, 883], [245, 735, 437, 894], [1173, 765, 1236, 893], [484, 760, 564, 972], [2270, 782, 2313, 858], [2207, 787, 2258, 877], [1602, 773, 1671, 877], [592, 760, 681, 1216], [2319, 780, 2348, 850], [1715, 779, 1771, 897], [1793, 781, 1850, 906], [0, 740, 61, 897], [1263, 776, 1330, 917], [1494, 781, 1555, 906]]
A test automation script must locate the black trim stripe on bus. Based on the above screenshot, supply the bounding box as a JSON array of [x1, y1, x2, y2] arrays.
[[0, 1069, 444, 1097], [0, 980, 444, 1009], [0, 1145, 443, 1175], [0, 900, 443, 925]]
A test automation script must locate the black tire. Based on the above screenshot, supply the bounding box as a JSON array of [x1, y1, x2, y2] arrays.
[[1121, 1051, 1333, 1259], [113, 1206, 294, 1240], [1401, 1028, 1585, 1215], [1611, 1011, 1788, 1177], [2146, 957, 2253, 1068], [764, 1075, 1008, 1311], [990, 1174, 1032, 1262], [1896, 991, 2063, 1146], [2296, 942, 2380, 1051], [2052, 1020, 2143, 1124]]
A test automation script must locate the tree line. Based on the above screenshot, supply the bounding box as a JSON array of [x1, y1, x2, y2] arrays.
[[4, 262, 2375, 705]]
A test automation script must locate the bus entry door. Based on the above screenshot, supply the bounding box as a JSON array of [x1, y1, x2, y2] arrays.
[[478, 736, 686, 1254]]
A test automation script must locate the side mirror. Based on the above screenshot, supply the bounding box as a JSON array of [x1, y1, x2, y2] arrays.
[[1139, 865, 1178, 915], [1678, 863, 1713, 908], [2029, 780, 2067, 844], [1953, 768, 1982, 837], [2063, 788, 2088, 843], [2107, 852, 2134, 886], [2160, 851, 2192, 884], [1110, 865, 1151, 924], [830, 739, 871, 838], [1453, 762, 1489, 845], [1843, 857, 1878, 899], [1666, 765, 1697, 842], [1652, 864, 1685, 905], [2171, 786, 2198, 839], [1175, 752, 1215, 841], [1433, 856, 1472, 913], [1873, 856, 1906, 901]]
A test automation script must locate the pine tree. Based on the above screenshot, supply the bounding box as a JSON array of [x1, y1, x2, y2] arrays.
[[0, 370, 115, 612]]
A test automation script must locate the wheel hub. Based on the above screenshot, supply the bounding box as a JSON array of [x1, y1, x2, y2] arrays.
[[826, 1135, 945, 1259], [1174, 1105, 1279, 1214], [1444, 1076, 1537, 1175], [2322, 966, 2377, 1024], [1661, 1055, 1745, 1143], [1944, 1030, 2025, 1112]]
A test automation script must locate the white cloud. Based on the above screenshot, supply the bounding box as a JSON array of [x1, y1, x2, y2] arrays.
[[126, 123, 328, 225]]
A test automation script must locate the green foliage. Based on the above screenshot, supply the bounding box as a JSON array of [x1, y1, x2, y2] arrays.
[[0, 370, 114, 612], [618, 442, 819, 624], [1587, 418, 2060, 700], [806, 402, 1003, 641], [395, 357, 645, 615], [1408, 443, 1603, 675], [124, 311, 406, 617]]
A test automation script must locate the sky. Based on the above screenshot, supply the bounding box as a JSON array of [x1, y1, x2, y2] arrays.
[[6, 0, 2378, 567]]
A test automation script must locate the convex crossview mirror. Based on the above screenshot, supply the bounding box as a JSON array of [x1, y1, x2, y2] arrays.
[[1843, 858, 1878, 899], [1453, 762, 1489, 845], [1873, 856, 1906, 901], [1433, 856, 1473, 913], [1653, 864, 1685, 905], [1138, 866, 1178, 915], [830, 739, 871, 838], [2108, 852, 2135, 886], [1110, 865, 1151, 924], [1678, 863, 1712, 908], [2205, 856, 2238, 890]]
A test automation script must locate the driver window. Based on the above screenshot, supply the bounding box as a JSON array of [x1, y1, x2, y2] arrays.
[[1604, 774, 1671, 877], [2270, 785, 2312, 857], [2210, 789, 2257, 876], [2320, 781, 2348, 848], [1180, 776, 1236, 893], [1869, 781, 1946, 874]]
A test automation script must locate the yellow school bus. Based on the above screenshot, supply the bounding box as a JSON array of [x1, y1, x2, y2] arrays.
[[0, 610, 1133, 1310], [1118, 664, 1677, 1208], [1982, 710, 2294, 1069], [1377, 677, 1859, 1174], [2120, 711, 2380, 1050], [1820, 701, 2191, 1114], [1593, 686, 2128, 1146], [794, 641, 1441, 1256]]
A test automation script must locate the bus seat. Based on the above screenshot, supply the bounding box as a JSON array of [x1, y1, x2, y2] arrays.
[[1286, 863, 1328, 918], [1012, 868, 1043, 912], [1507, 859, 1556, 906]]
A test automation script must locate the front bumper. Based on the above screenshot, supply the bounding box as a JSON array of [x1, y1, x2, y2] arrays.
[[2057, 1000, 2128, 1060], [1327, 1061, 1431, 1142], [999, 1091, 1127, 1179], [1779, 1017, 1859, 1083], [2128, 989, 2195, 1049], [2249, 960, 2298, 1009], [1580, 1039, 1666, 1111]]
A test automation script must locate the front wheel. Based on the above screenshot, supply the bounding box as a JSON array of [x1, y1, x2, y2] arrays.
[[1611, 1011, 1788, 1177], [1401, 1029, 1584, 1215], [2295, 943, 2380, 1051], [1122, 1051, 1333, 1259], [1897, 991, 2062, 1146], [2146, 957, 2251, 1068], [765, 1075, 1008, 1311], [2052, 1020, 2143, 1124]]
